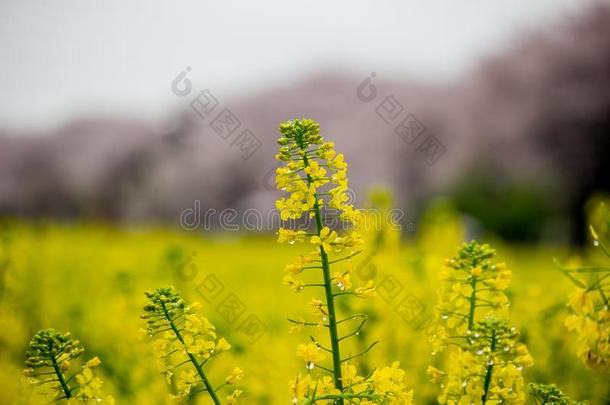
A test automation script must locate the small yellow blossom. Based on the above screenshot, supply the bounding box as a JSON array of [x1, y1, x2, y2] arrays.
[[226, 367, 244, 385], [278, 228, 307, 244], [289, 373, 312, 403], [226, 389, 242, 404], [355, 280, 376, 298], [296, 343, 326, 369], [85, 356, 101, 368], [426, 366, 445, 383], [215, 337, 231, 353], [568, 288, 595, 315], [310, 226, 338, 251], [333, 270, 352, 291]]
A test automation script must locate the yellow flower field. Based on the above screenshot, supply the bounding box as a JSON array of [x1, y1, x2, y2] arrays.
[[0, 210, 607, 403]]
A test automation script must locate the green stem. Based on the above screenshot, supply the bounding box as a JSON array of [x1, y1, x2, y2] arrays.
[[302, 152, 344, 403], [50, 351, 71, 399], [468, 278, 477, 330], [481, 328, 496, 404], [161, 302, 221, 405], [599, 288, 609, 306]]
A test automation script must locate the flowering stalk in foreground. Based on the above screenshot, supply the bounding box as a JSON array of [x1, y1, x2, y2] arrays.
[[275, 118, 412, 404], [527, 383, 588, 405], [141, 287, 243, 404], [428, 242, 533, 404], [559, 204, 610, 370], [22, 329, 114, 404]]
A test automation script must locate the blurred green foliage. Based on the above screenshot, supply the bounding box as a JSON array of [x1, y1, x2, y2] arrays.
[[449, 170, 559, 241]]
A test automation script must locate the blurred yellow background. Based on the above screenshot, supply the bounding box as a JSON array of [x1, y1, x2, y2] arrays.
[[1, 202, 607, 404]]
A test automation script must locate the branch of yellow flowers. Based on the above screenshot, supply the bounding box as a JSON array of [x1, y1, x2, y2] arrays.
[[23, 329, 114, 404], [277, 118, 412, 404], [428, 242, 533, 404], [559, 214, 610, 370], [142, 287, 243, 404]]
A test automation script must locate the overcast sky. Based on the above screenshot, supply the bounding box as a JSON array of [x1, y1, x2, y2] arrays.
[[0, 0, 595, 130]]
